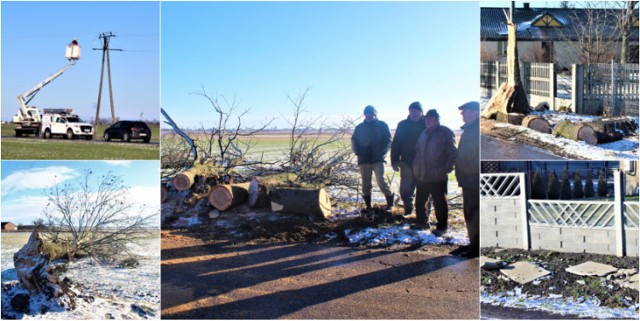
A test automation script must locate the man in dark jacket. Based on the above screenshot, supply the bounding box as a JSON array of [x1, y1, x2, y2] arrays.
[[351, 105, 394, 213], [391, 102, 425, 215], [452, 101, 480, 258], [412, 109, 457, 235]]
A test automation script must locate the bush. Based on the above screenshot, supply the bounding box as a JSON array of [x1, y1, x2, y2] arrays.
[[560, 167, 572, 199], [597, 169, 608, 197], [585, 170, 595, 198], [573, 169, 584, 198], [547, 170, 561, 199], [531, 171, 546, 199]]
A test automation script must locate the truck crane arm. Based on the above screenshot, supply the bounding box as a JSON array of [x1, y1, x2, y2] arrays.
[[16, 60, 77, 114]]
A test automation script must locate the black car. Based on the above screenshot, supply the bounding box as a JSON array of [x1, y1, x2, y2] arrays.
[[103, 121, 152, 143]]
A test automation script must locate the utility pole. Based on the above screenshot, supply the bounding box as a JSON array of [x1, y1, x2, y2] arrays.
[[93, 32, 122, 127]]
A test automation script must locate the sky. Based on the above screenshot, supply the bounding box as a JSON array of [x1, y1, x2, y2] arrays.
[[161, 1, 480, 131], [1, 160, 160, 226], [1, 1, 160, 123]]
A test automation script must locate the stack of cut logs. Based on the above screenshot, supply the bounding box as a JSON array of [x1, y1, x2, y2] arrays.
[[163, 170, 332, 221]]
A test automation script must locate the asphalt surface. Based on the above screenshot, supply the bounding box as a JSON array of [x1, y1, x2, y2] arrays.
[[481, 135, 565, 160], [161, 234, 480, 319]]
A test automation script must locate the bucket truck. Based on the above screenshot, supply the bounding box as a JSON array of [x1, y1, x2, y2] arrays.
[[11, 39, 81, 137]]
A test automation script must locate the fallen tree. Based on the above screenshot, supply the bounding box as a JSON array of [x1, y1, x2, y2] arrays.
[[270, 187, 332, 221], [553, 121, 598, 145]]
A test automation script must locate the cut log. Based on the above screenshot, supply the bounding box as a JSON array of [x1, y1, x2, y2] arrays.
[[583, 117, 638, 143], [161, 185, 168, 203], [496, 112, 525, 125], [522, 115, 551, 134], [172, 163, 220, 191], [248, 173, 299, 208], [208, 182, 250, 211], [270, 187, 332, 221], [553, 121, 598, 145]]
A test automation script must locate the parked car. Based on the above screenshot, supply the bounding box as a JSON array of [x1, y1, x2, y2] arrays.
[[103, 121, 151, 143]]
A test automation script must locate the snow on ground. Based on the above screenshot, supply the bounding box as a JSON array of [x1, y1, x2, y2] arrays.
[[1, 233, 160, 320], [341, 223, 468, 247], [481, 289, 639, 320], [481, 97, 640, 159]]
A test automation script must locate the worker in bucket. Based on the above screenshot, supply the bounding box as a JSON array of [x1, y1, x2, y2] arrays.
[[351, 105, 395, 216]]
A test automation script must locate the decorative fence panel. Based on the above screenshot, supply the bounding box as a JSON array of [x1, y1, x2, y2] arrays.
[[573, 63, 639, 117], [480, 173, 529, 249]]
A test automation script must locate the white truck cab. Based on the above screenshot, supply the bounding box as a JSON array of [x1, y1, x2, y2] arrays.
[[41, 109, 94, 140]]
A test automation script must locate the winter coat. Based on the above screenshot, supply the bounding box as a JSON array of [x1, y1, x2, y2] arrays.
[[455, 117, 479, 189], [412, 124, 457, 183], [351, 119, 391, 165], [391, 117, 425, 167]]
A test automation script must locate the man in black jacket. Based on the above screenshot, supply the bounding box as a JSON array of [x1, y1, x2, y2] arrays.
[[391, 102, 425, 216], [351, 105, 394, 214], [452, 101, 480, 258]]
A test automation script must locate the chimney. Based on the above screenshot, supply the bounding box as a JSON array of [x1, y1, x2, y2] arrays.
[[523, 3, 530, 9]]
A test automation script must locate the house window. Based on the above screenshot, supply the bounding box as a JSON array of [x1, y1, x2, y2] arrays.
[[497, 41, 507, 57], [532, 13, 563, 27]]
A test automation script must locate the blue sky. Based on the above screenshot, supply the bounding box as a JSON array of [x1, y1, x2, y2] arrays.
[[1, 160, 160, 225], [1, 1, 160, 123], [161, 1, 480, 130]]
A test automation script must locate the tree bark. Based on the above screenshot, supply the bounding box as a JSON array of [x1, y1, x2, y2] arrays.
[[248, 173, 299, 208], [172, 163, 220, 191], [496, 112, 525, 125], [270, 187, 332, 221], [208, 182, 250, 211], [553, 121, 598, 145], [522, 115, 551, 134]]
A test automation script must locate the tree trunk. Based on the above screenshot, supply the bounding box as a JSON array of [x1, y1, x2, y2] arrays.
[[172, 163, 220, 191], [248, 173, 299, 208], [522, 115, 551, 134], [270, 187, 332, 221], [583, 118, 637, 143], [553, 121, 598, 145], [496, 112, 525, 125], [208, 182, 250, 211], [13, 231, 67, 298], [161, 184, 168, 203]]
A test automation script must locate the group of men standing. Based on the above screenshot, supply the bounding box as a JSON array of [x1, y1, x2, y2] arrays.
[[351, 101, 479, 258]]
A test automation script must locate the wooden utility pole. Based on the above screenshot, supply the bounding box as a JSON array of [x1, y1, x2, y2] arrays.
[[93, 32, 122, 127]]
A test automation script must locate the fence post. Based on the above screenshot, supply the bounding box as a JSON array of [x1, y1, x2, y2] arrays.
[[572, 64, 583, 114], [518, 173, 530, 250], [614, 170, 625, 257], [549, 63, 556, 110], [495, 61, 500, 89]]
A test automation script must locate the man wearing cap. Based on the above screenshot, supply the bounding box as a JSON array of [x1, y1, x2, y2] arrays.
[[452, 101, 480, 258], [412, 109, 457, 235], [351, 105, 394, 215], [391, 102, 425, 216]]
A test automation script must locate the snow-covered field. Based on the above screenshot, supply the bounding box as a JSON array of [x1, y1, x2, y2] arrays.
[[481, 97, 640, 159], [481, 289, 639, 320], [1, 232, 160, 320]]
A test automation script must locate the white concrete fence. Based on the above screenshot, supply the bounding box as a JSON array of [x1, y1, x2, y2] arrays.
[[481, 171, 639, 257]]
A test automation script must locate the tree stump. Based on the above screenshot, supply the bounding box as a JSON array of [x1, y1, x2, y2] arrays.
[[248, 173, 299, 208], [270, 187, 332, 221], [172, 163, 220, 191], [161, 185, 168, 203], [207, 182, 250, 211], [522, 115, 551, 134], [553, 121, 598, 145], [496, 112, 525, 125], [13, 231, 66, 298]]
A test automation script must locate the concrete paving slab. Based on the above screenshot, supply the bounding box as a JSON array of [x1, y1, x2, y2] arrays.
[[500, 261, 550, 285], [565, 261, 618, 277], [621, 274, 639, 291], [480, 256, 504, 271]]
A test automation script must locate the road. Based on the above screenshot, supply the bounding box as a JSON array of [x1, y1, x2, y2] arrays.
[[481, 135, 565, 160], [161, 231, 480, 319]]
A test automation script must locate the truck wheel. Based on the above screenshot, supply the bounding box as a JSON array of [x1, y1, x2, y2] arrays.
[[44, 129, 51, 139], [67, 129, 74, 140], [104, 132, 111, 141], [15, 130, 22, 137], [123, 132, 131, 142]]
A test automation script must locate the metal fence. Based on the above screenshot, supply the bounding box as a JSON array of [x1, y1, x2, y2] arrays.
[[480, 171, 638, 256]]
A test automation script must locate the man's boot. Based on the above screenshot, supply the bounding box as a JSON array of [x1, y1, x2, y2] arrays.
[[385, 193, 395, 211], [403, 203, 413, 216], [363, 195, 373, 217]]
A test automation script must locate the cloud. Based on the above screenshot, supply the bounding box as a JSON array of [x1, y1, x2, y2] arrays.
[[102, 161, 132, 167], [1, 195, 49, 225], [2, 166, 77, 196]]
